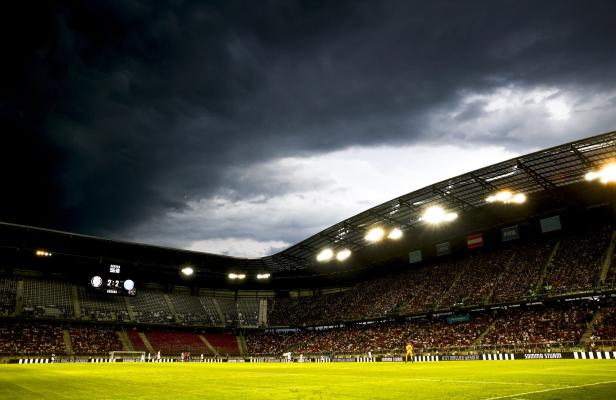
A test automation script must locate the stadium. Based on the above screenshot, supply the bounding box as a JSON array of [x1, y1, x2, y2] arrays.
[[5, 1, 616, 399], [2, 131, 616, 399]]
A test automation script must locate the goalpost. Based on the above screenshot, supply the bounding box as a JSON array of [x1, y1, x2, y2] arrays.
[[109, 351, 146, 362]]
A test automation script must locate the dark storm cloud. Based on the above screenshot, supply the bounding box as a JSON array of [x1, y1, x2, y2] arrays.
[[2, 0, 616, 238]]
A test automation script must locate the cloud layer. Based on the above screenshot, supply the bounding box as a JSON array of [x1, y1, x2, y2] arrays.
[[2, 1, 616, 256]]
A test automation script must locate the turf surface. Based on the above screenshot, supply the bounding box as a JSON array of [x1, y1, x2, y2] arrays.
[[1, 360, 615, 399]]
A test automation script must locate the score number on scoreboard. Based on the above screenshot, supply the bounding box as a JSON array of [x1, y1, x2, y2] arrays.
[[90, 264, 137, 296]]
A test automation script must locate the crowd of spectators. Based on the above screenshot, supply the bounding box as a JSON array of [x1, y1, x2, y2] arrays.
[[544, 227, 611, 294], [481, 302, 594, 349], [591, 303, 616, 341], [0, 322, 65, 355], [268, 227, 612, 327], [69, 326, 123, 355], [439, 249, 514, 308], [492, 241, 555, 302], [247, 313, 492, 356], [251, 302, 602, 356]]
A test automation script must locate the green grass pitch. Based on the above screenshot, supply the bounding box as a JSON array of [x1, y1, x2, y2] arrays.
[[1, 360, 615, 399]]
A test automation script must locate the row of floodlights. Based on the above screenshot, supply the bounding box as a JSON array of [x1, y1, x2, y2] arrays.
[[315, 190, 532, 263], [181, 267, 270, 281], [35, 249, 52, 257], [229, 273, 271, 280], [585, 163, 616, 184], [316, 227, 404, 263]]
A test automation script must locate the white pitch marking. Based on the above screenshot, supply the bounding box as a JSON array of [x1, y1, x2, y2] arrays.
[[482, 380, 616, 400]]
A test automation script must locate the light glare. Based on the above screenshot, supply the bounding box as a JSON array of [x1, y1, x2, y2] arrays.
[[316, 248, 334, 262], [486, 190, 526, 204], [388, 228, 403, 240], [421, 206, 458, 224], [585, 164, 616, 184], [257, 273, 271, 279], [336, 249, 352, 261], [365, 227, 385, 242], [181, 267, 194, 276]]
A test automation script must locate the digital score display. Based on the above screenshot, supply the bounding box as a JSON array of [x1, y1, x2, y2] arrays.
[[90, 264, 137, 296]]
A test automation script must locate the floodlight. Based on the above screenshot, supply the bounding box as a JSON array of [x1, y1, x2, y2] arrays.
[[365, 227, 385, 242], [421, 206, 458, 224], [486, 190, 526, 204], [511, 193, 526, 204], [228, 273, 238, 279], [35, 249, 52, 257], [388, 228, 403, 240], [237, 274, 246, 280], [257, 273, 271, 280], [181, 267, 194, 276], [316, 248, 334, 262], [336, 249, 352, 261], [585, 163, 616, 184]]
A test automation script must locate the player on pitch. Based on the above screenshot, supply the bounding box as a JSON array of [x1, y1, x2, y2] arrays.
[[405, 341, 414, 363]]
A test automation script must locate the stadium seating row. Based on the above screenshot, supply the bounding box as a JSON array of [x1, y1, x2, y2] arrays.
[[0, 225, 613, 329], [0, 322, 240, 356], [248, 300, 615, 356]]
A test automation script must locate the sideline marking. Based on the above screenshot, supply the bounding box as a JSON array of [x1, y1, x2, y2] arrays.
[[482, 380, 616, 399]]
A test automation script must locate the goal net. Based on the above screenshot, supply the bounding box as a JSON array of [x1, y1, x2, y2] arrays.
[[109, 351, 146, 362]]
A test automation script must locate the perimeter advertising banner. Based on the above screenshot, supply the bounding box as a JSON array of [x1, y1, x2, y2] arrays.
[[436, 241, 450, 256], [540, 215, 562, 233], [501, 225, 519, 241], [409, 249, 422, 264]]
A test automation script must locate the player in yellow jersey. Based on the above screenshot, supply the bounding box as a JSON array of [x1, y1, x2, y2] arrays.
[[405, 341, 414, 363]]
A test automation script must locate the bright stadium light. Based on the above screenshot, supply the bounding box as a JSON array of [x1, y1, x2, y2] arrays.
[[228, 273, 238, 279], [123, 279, 135, 291], [336, 249, 352, 261], [365, 227, 385, 242], [316, 248, 334, 262], [181, 267, 194, 276], [420, 206, 458, 224], [388, 228, 403, 240], [486, 190, 527, 204], [237, 274, 246, 280], [35, 249, 52, 257], [257, 273, 271, 280], [585, 163, 616, 184]]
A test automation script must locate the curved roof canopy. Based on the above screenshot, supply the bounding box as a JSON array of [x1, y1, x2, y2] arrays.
[[263, 130, 616, 272]]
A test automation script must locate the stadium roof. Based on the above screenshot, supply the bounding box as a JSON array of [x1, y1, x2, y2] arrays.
[[263, 130, 616, 272]]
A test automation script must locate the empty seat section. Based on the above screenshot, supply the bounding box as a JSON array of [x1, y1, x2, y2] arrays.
[[78, 287, 130, 321], [127, 330, 148, 352], [22, 279, 73, 318], [237, 298, 259, 326], [129, 290, 173, 324], [204, 333, 239, 355], [0, 277, 16, 316], [169, 294, 211, 325], [145, 331, 212, 355]]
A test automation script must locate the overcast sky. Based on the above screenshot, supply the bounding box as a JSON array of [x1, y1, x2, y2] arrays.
[[2, 0, 616, 257]]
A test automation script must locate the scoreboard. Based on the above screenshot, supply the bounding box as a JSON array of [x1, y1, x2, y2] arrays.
[[89, 264, 137, 296]]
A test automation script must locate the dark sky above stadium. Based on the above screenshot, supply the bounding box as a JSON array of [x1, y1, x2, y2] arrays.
[[3, 0, 616, 256]]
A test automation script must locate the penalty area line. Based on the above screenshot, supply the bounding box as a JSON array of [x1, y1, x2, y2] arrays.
[[482, 380, 616, 400]]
